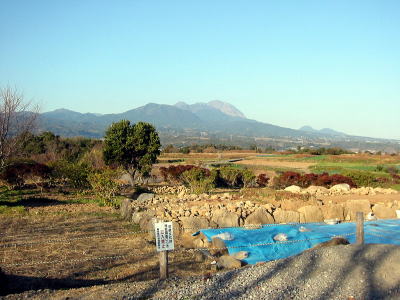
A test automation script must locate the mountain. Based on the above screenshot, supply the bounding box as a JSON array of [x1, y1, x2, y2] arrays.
[[299, 125, 346, 136], [175, 100, 246, 119], [37, 102, 400, 152]]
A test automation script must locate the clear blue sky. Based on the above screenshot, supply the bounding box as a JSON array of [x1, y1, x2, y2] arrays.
[[1, 0, 399, 139]]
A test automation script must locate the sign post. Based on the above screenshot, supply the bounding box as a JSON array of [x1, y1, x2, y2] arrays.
[[356, 212, 364, 245], [154, 221, 174, 279]]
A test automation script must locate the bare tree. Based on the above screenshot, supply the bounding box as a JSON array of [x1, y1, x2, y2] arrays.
[[0, 86, 39, 169]]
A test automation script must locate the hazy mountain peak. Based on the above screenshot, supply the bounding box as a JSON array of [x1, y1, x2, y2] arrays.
[[299, 125, 316, 132], [299, 125, 346, 136], [207, 100, 246, 118]]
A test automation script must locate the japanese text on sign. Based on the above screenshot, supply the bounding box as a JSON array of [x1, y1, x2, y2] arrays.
[[155, 222, 174, 252]]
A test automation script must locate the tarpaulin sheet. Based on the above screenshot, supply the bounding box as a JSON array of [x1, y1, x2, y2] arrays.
[[199, 219, 400, 265]]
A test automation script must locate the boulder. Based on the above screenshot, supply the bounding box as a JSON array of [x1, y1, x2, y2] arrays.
[[209, 237, 229, 256], [119, 173, 134, 186], [345, 199, 371, 220], [244, 207, 275, 226], [180, 217, 210, 234], [231, 251, 249, 260], [372, 204, 397, 219], [273, 208, 300, 223], [136, 193, 155, 202], [320, 204, 345, 221], [120, 198, 133, 220], [330, 184, 351, 193], [212, 209, 239, 228], [217, 255, 242, 269], [280, 199, 302, 211], [298, 205, 324, 223], [284, 185, 302, 193], [132, 211, 145, 224], [181, 231, 210, 249]]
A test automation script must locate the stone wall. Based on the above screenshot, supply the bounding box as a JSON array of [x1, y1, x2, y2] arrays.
[[121, 184, 400, 236]]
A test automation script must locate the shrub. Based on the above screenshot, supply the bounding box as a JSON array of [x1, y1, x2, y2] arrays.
[[159, 165, 210, 183], [384, 166, 399, 175], [181, 168, 215, 194], [218, 167, 244, 187], [341, 170, 377, 187], [241, 169, 256, 187], [49, 160, 91, 188], [256, 174, 269, 187], [272, 171, 302, 189], [272, 171, 356, 189], [0, 160, 52, 187], [88, 168, 123, 207], [376, 164, 384, 172]]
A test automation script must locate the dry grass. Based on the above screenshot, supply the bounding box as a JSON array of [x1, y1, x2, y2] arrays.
[[0, 197, 214, 295]]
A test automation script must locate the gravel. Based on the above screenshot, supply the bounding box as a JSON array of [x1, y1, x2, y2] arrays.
[[2, 244, 400, 300]]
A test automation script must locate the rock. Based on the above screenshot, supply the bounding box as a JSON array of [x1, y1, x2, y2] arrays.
[[231, 251, 248, 260], [298, 205, 324, 223], [217, 255, 242, 269], [180, 217, 210, 234], [320, 204, 345, 221], [210, 237, 229, 257], [136, 193, 155, 202], [310, 237, 350, 250], [372, 204, 397, 219], [284, 185, 302, 193], [194, 251, 207, 262], [181, 231, 208, 248], [273, 208, 300, 223], [345, 199, 371, 220], [244, 207, 275, 226], [119, 173, 134, 186], [280, 200, 303, 211], [138, 213, 158, 239], [330, 184, 351, 193], [212, 209, 239, 228], [120, 198, 133, 220], [132, 211, 145, 224]]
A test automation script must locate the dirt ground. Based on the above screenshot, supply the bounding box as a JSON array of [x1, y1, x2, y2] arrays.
[[235, 158, 314, 172], [0, 198, 213, 296]]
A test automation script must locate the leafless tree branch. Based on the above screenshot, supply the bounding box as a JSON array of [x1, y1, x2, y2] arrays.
[[0, 86, 39, 169]]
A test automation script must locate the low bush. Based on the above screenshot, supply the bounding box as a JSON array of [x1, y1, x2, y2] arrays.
[[181, 168, 216, 194], [384, 166, 399, 175], [341, 170, 378, 187], [159, 165, 210, 183], [49, 160, 91, 189], [272, 171, 356, 189], [88, 168, 123, 207], [256, 174, 270, 187], [0, 160, 52, 188]]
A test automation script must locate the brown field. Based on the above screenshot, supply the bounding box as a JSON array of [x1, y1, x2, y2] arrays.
[[235, 158, 314, 172], [0, 195, 213, 295]]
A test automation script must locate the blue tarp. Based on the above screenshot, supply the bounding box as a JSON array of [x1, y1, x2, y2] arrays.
[[200, 219, 400, 265]]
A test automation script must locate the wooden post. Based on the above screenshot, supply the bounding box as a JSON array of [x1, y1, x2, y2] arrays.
[[356, 212, 364, 245], [159, 250, 168, 279]]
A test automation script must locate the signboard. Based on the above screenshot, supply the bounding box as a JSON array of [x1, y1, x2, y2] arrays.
[[155, 221, 174, 252]]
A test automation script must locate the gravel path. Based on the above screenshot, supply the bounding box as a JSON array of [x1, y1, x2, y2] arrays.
[[2, 244, 400, 300]]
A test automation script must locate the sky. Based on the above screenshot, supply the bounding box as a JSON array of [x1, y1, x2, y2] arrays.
[[0, 0, 399, 139]]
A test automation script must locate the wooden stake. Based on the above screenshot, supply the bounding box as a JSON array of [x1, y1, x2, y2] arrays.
[[356, 212, 364, 245], [160, 250, 168, 279]]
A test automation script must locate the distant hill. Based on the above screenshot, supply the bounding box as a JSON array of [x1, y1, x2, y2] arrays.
[[36, 101, 400, 152], [299, 125, 347, 137], [39, 101, 304, 138]]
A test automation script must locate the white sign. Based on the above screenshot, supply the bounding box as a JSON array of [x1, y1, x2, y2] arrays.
[[155, 221, 174, 252]]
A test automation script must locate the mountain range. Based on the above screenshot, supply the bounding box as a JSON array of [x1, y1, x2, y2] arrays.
[[38, 100, 399, 151], [39, 101, 338, 138]]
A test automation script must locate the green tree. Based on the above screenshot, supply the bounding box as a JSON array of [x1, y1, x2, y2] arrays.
[[103, 120, 161, 183]]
